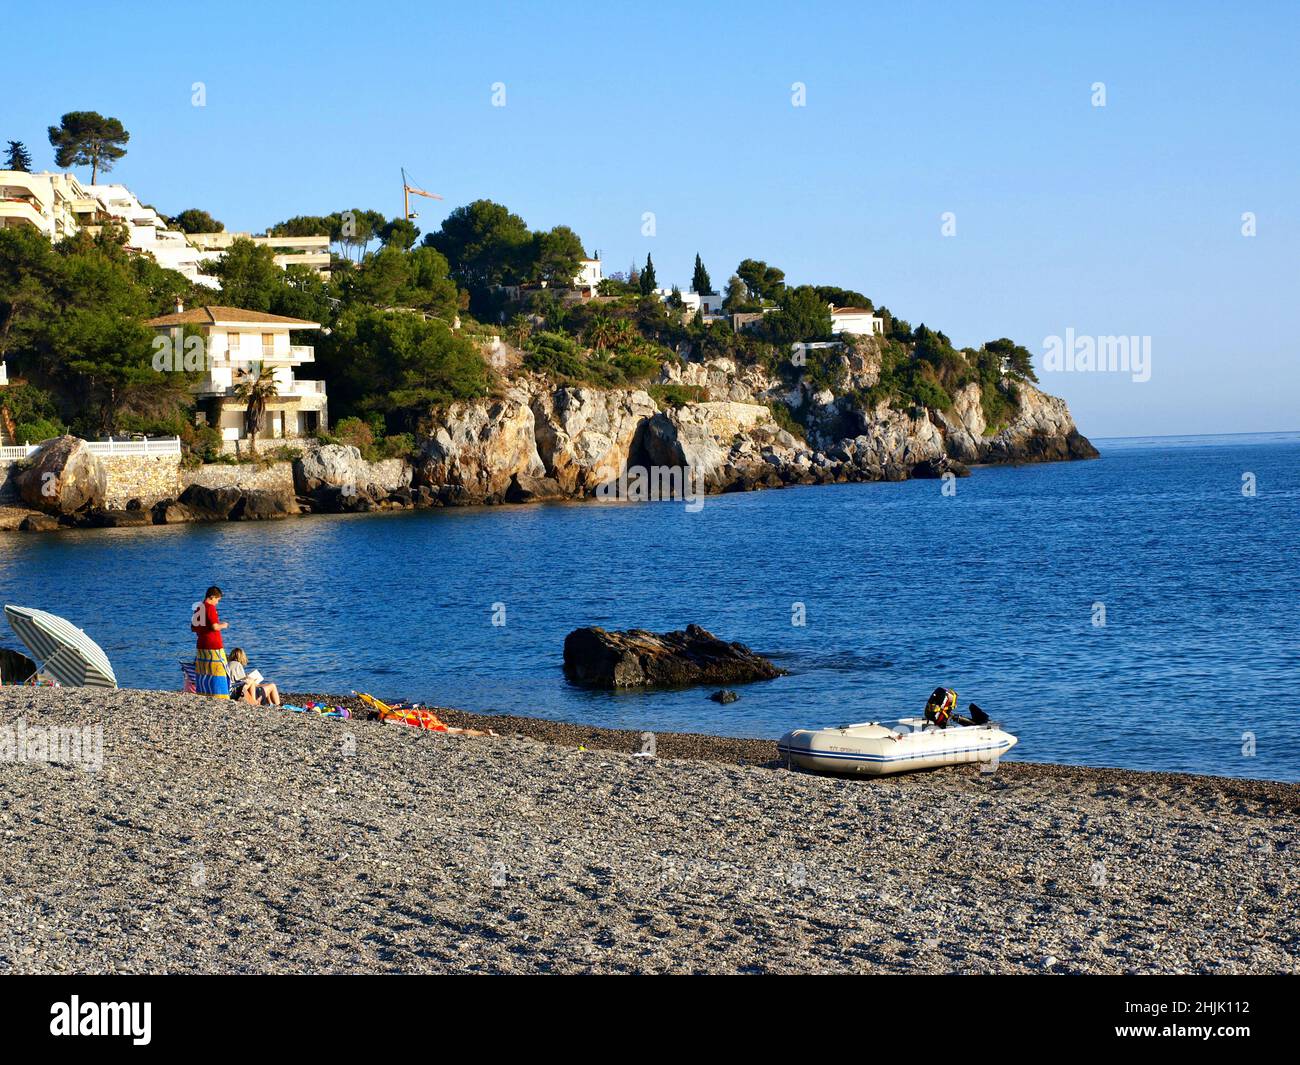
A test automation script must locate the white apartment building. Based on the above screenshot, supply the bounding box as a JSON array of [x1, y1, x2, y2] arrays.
[[145, 304, 327, 445], [0, 171, 104, 238], [189, 231, 331, 275], [83, 183, 219, 287]]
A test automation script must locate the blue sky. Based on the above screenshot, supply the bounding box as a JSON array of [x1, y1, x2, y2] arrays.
[[6, 0, 1297, 436]]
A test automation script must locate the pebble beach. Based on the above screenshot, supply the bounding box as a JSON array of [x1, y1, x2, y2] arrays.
[[0, 687, 1295, 974]]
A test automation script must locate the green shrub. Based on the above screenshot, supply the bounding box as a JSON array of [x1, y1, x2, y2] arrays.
[[333, 416, 376, 452], [648, 383, 709, 408], [12, 418, 64, 444]]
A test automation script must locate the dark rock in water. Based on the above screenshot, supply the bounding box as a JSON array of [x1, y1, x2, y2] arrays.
[[505, 473, 565, 504], [125, 498, 144, 511], [79, 508, 152, 528], [232, 489, 299, 520], [152, 499, 192, 525], [911, 456, 970, 479], [1067, 429, 1101, 460], [178, 483, 243, 522], [18, 513, 60, 533], [710, 689, 740, 704], [15, 435, 106, 515], [563, 624, 787, 689]]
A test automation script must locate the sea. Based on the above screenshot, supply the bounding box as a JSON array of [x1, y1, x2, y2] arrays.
[[3, 432, 1297, 781]]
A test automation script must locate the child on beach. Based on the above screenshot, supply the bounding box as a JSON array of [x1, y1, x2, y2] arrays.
[[191, 586, 230, 699], [228, 648, 281, 706]]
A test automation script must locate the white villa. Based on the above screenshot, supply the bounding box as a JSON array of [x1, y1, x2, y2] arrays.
[[830, 305, 885, 337], [574, 258, 602, 295], [656, 288, 725, 318], [145, 303, 328, 446]]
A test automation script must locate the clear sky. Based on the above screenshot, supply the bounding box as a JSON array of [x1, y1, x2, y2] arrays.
[[6, 1, 1297, 437]]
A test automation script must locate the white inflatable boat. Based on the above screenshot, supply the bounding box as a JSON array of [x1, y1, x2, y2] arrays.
[[778, 717, 1017, 776]]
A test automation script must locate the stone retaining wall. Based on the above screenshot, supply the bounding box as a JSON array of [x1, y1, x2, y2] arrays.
[[181, 462, 296, 494], [99, 454, 184, 509]]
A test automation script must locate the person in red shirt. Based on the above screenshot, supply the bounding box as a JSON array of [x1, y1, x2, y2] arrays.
[[192, 586, 230, 698]]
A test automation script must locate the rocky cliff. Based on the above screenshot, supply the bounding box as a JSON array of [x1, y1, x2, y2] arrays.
[[410, 338, 1097, 505]]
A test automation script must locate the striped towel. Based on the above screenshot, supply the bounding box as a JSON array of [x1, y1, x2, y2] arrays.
[[180, 660, 197, 693], [194, 648, 230, 698]]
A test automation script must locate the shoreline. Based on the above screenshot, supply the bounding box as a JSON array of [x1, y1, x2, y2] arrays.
[[303, 691, 1300, 797], [1, 687, 1295, 973], [0, 445, 1097, 535]]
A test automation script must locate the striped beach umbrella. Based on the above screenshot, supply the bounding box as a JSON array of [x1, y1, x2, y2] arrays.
[[3, 605, 118, 689]]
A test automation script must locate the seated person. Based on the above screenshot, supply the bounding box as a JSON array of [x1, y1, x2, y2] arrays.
[[924, 686, 959, 728], [228, 648, 281, 706]]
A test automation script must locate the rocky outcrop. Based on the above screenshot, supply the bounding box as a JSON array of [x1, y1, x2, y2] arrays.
[[15, 436, 106, 515], [413, 394, 544, 503], [530, 386, 657, 494], [982, 382, 1101, 463], [291, 443, 412, 513], [635, 401, 806, 492], [178, 483, 244, 522], [563, 624, 788, 689], [232, 489, 300, 520]]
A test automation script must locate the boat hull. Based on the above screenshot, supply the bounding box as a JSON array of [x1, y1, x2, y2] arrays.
[[778, 720, 1017, 776]]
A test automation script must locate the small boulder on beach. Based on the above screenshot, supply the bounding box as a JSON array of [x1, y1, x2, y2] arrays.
[[563, 624, 787, 689]]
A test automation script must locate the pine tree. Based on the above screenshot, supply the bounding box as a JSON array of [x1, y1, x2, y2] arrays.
[[691, 253, 712, 294], [5, 140, 33, 172], [639, 253, 657, 296]]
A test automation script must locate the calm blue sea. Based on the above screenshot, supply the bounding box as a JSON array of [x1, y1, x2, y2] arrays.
[[3, 432, 1297, 781]]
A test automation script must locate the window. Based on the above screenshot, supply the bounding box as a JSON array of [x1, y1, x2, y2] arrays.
[[227, 332, 241, 357], [261, 332, 275, 357]]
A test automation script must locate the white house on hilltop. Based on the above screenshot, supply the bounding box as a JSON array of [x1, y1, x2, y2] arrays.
[[830, 305, 884, 337], [574, 258, 602, 295], [145, 304, 328, 446]]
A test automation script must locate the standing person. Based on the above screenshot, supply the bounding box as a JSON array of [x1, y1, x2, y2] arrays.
[[192, 586, 230, 699]]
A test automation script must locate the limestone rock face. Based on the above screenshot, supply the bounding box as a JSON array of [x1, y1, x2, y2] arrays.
[[636, 401, 805, 491], [982, 381, 1100, 463], [15, 436, 106, 515], [563, 624, 788, 689], [293, 444, 410, 496], [413, 394, 544, 503], [530, 386, 658, 494]]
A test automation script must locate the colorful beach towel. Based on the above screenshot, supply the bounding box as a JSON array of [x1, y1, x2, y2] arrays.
[[194, 648, 230, 699], [180, 660, 198, 693], [356, 691, 447, 732], [283, 703, 351, 719]]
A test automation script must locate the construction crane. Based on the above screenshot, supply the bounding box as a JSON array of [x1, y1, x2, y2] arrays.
[[402, 168, 443, 221]]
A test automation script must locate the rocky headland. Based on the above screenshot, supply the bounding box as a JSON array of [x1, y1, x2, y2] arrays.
[[1, 335, 1096, 531]]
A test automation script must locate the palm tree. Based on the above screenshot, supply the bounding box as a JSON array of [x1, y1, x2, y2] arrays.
[[233, 363, 278, 456], [585, 310, 618, 352], [610, 319, 638, 351]]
